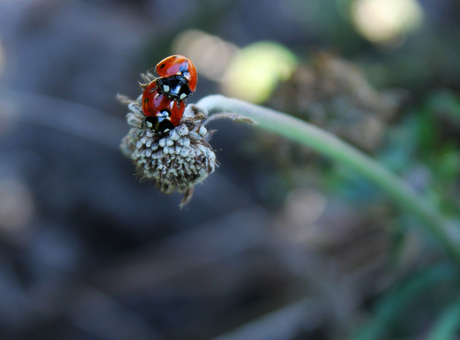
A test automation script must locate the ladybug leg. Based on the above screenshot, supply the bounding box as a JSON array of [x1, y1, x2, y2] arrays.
[[152, 78, 159, 90], [148, 80, 158, 93]]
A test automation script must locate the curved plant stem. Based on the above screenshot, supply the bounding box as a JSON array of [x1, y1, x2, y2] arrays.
[[197, 95, 460, 261]]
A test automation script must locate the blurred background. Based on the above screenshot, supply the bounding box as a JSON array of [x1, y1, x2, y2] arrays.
[[0, 0, 460, 339]]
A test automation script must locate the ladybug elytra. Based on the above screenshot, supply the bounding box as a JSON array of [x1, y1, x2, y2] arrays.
[[155, 55, 197, 102], [141, 82, 186, 133]]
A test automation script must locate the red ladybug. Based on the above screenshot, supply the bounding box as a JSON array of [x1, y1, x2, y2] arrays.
[[141, 82, 185, 133], [155, 55, 197, 102]]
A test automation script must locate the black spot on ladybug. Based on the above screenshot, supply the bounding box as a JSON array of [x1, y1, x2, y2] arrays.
[[173, 56, 178, 58], [160, 64, 166, 69]]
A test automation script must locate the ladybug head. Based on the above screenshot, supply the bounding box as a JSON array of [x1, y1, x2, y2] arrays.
[[143, 111, 175, 133], [156, 76, 193, 101]]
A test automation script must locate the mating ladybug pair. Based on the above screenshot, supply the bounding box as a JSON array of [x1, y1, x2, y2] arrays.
[[141, 55, 197, 133]]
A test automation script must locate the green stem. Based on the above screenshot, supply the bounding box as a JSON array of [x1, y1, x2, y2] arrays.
[[197, 95, 460, 261]]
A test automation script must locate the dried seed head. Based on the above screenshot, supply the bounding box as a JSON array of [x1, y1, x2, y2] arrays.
[[119, 94, 219, 206]]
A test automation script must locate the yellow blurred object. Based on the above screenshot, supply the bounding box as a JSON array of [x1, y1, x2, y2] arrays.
[[222, 42, 297, 104], [352, 0, 424, 43], [172, 30, 239, 82]]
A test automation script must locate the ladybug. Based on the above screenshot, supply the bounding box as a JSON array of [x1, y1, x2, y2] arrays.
[[155, 55, 197, 102], [141, 82, 186, 133]]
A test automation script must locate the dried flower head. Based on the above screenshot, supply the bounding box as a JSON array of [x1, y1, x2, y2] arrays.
[[268, 52, 404, 152], [119, 93, 254, 206]]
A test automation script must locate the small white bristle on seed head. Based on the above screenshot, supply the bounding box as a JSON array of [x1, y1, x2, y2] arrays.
[[127, 115, 142, 127], [180, 148, 189, 157], [128, 103, 138, 112], [199, 126, 207, 137], [177, 125, 189, 136], [209, 152, 216, 162], [178, 137, 190, 147], [169, 129, 180, 141], [128, 129, 138, 138], [134, 113, 145, 122], [188, 131, 201, 140]]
